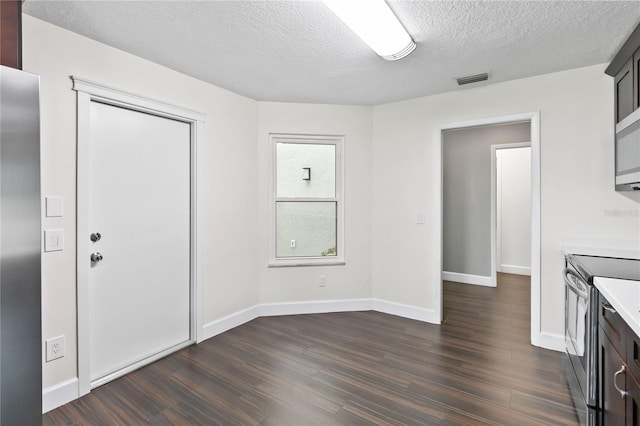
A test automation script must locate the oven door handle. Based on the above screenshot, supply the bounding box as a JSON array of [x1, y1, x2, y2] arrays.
[[564, 268, 589, 300]]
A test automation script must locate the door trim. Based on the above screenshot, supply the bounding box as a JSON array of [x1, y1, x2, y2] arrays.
[[436, 111, 542, 347], [72, 77, 205, 396]]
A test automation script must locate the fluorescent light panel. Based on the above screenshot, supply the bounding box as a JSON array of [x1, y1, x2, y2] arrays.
[[323, 0, 415, 61]]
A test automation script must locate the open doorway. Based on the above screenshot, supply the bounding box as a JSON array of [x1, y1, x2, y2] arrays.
[[493, 144, 531, 281], [442, 122, 530, 287], [435, 112, 542, 347]]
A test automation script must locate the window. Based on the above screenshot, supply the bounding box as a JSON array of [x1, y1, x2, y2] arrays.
[[269, 134, 344, 266]]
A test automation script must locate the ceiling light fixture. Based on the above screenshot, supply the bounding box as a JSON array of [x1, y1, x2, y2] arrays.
[[323, 0, 416, 61]]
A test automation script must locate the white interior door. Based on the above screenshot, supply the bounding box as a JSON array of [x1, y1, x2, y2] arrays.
[[88, 101, 191, 384]]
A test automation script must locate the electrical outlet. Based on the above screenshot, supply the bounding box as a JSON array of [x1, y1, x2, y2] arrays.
[[319, 275, 326, 287], [290, 239, 296, 248], [46, 335, 65, 362]]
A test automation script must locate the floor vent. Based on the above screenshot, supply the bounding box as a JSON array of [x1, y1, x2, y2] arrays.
[[456, 73, 489, 86]]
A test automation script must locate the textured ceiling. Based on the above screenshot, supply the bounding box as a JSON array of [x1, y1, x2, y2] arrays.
[[23, 1, 640, 105]]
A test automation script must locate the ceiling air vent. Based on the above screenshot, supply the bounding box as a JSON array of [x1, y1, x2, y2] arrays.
[[456, 73, 489, 86]]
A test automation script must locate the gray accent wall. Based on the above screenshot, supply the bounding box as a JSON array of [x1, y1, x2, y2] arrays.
[[443, 122, 530, 277]]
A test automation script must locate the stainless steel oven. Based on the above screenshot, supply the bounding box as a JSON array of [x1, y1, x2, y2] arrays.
[[564, 259, 599, 426]]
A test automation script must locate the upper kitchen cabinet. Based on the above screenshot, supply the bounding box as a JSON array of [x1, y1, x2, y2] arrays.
[[606, 23, 640, 123], [615, 59, 634, 123]]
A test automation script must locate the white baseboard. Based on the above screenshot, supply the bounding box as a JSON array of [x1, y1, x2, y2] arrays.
[[259, 298, 372, 317], [372, 299, 438, 323], [199, 304, 260, 342], [499, 264, 531, 276], [442, 271, 494, 287], [532, 331, 565, 352], [43, 377, 79, 413]]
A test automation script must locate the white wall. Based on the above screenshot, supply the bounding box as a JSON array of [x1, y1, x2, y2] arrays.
[[372, 64, 640, 337], [22, 16, 260, 389], [497, 147, 531, 275], [258, 102, 372, 304]]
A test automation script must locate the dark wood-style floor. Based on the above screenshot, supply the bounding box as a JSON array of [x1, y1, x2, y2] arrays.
[[44, 273, 578, 425]]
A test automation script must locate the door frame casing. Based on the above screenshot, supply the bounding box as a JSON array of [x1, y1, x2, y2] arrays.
[[72, 77, 205, 396], [436, 111, 541, 346]]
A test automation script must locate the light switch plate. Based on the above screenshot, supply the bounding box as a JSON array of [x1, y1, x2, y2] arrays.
[[45, 196, 64, 217], [44, 229, 64, 252], [417, 211, 426, 224]]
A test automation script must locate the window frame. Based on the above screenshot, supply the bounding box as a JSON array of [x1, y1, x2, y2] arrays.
[[269, 134, 345, 267]]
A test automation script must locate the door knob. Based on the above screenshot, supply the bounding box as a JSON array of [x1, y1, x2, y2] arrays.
[[90, 252, 103, 263], [90, 232, 102, 242]]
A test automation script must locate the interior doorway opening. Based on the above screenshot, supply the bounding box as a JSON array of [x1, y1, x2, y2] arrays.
[[493, 144, 532, 284], [436, 112, 542, 346]]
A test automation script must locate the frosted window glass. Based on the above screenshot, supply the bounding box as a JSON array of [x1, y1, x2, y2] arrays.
[[277, 143, 335, 198], [276, 202, 337, 258]]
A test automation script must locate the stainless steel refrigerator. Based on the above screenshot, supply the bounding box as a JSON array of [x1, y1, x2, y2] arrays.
[[0, 65, 42, 424]]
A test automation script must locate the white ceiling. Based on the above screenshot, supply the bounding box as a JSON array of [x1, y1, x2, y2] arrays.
[[23, 1, 640, 106]]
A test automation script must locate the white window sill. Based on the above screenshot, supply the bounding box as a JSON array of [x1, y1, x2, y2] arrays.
[[267, 261, 346, 268]]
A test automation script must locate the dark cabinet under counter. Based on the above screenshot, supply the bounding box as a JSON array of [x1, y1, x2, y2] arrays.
[[600, 326, 626, 425], [627, 373, 640, 426], [598, 290, 640, 425], [626, 326, 640, 425], [600, 291, 628, 358], [627, 326, 640, 387]]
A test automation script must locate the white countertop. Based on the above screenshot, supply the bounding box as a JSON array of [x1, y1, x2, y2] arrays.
[[595, 277, 640, 338]]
